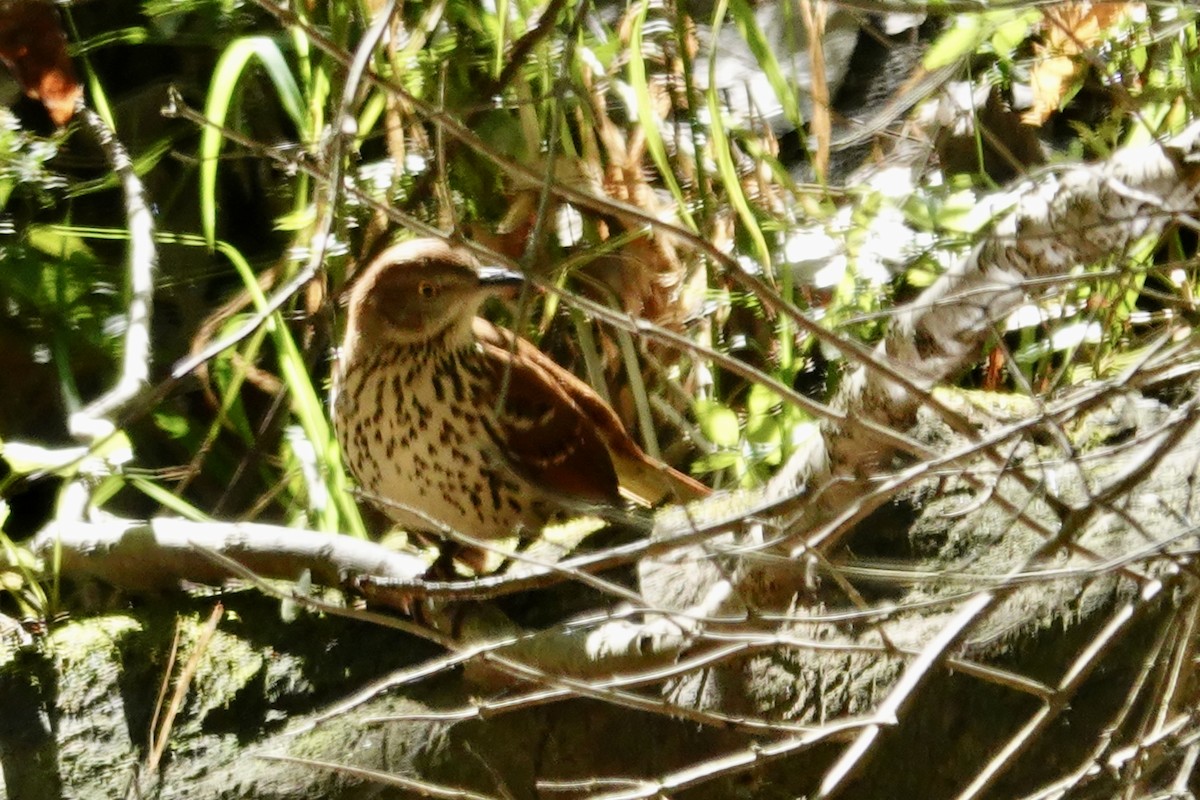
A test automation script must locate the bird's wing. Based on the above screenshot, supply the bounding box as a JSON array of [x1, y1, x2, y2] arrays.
[[474, 319, 710, 507], [473, 318, 622, 507]]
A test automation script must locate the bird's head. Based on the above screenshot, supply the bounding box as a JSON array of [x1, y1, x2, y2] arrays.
[[346, 239, 524, 347]]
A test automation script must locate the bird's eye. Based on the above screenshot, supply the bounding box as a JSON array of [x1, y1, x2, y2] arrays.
[[418, 281, 437, 299]]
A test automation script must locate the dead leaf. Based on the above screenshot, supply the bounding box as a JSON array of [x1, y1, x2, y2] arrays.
[[0, 0, 82, 125], [1023, 2, 1141, 126]]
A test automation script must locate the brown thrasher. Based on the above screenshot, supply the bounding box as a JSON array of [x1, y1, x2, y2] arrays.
[[333, 238, 708, 558]]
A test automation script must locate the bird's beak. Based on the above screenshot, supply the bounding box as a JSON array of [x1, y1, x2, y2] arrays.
[[476, 266, 525, 300]]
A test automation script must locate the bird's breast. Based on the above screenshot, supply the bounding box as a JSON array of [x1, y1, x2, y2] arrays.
[[334, 342, 542, 539]]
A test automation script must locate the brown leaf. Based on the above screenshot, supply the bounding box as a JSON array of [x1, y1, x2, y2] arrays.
[[0, 0, 81, 125], [1023, 2, 1141, 126]]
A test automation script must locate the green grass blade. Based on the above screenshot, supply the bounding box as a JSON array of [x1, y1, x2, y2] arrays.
[[728, 0, 803, 133], [200, 36, 310, 247], [128, 475, 213, 522], [628, 0, 697, 232], [218, 244, 366, 538], [706, 0, 770, 271]]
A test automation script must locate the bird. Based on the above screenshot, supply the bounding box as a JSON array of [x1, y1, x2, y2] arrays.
[[333, 238, 709, 568]]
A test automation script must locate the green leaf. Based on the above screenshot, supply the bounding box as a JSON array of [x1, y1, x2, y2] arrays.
[[924, 14, 988, 71], [695, 400, 741, 448], [27, 225, 95, 261], [989, 12, 1037, 58], [924, 10, 1038, 72], [746, 415, 782, 466], [904, 259, 942, 289], [274, 205, 318, 232], [746, 384, 783, 418], [694, 451, 745, 474], [153, 410, 191, 440], [933, 189, 988, 234]]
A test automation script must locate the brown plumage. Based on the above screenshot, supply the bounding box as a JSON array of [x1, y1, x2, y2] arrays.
[[333, 238, 708, 555]]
